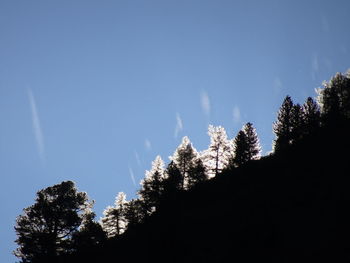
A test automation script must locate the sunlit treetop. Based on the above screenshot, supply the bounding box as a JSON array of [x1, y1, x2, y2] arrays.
[[170, 136, 199, 163], [203, 125, 233, 177], [317, 70, 350, 119], [144, 155, 165, 182]]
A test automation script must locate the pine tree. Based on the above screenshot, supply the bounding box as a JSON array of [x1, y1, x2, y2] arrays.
[[72, 211, 106, 251], [232, 123, 261, 167], [344, 70, 350, 118], [233, 130, 248, 166], [290, 104, 305, 144], [203, 125, 233, 177], [187, 158, 208, 188], [14, 181, 93, 263], [124, 199, 146, 227], [303, 97, 320, 135], [163, 161, 183, 195], [138, 156, 165, 214], [101, 192, 127, 238], [243, 122, 261, 161], [171, 136, 198, 189], [317, 71, 350, 122], [273, 95, 294, 152]]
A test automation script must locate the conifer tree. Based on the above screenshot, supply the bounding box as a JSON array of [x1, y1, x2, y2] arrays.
[[171, 136, 198, 189], [138, 156, 165, 214], [344, 70, 350, 118], [232, 123, 261, 167], [233, 130, 248, 167], [203, 125, 232, 177], [14, 181, 93, 263], [290, 104, 305, 143], [243, 122, 261, 161], [163, 161, 183, 195], [124, 199, 146, 227], [187, 158, 208, 188], [317, 71, 350, 122], [273, 95, 294, 152], [72, 211, 106, 251], [303, 97, 320, 134], [101, 192, 127, 238]]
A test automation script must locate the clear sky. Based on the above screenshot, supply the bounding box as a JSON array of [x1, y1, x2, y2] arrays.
[[1, 1, 349, 262]]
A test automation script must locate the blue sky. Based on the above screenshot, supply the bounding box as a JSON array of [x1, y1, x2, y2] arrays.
[[1, 1, 350, 262]]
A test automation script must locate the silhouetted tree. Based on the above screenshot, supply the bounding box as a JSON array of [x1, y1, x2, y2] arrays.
[[72, 211, 106, 251], [203, 125, 232, 177], [101, 192, 127, 238], [344, 70, 350, 118], [317, 71, 350, 123], [163, 161, 183, 195], [14, 181, 92, 263], [124, 199, 146, 227], [232, 130, 248, 166], [138, 156, 165, 214], [273, 95, 294, 152], [171, 136, 198, 189], [243, 122, 261, 161], [290, 104, 305, 143], [187, 158, 208, 188], [303, 97, 320, 135], [231, 123, 261, 167]]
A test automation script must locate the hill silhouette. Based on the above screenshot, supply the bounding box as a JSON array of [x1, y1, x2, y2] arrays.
[[62, 119, 350, 263], [15, 71, 350, 263]]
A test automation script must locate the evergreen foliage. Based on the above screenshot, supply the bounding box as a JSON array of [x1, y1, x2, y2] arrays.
[[302, 97, 320, 135], [273, 95, 294, 152], [124, 199, 146, 227], [243, 122, 261, 161], [204, 125, 232, 177], [163, 161, 183, 195], [232, 130, 248, 166], [317, 71, 350, 122], [171, 136, 198, 189], [187, 158, 208, 188], [101, 192, 127, 237], [14, 181, 92, 263], [232, 123, 261, 167], [72, 212, 106, 252], [290, 103, 305, 143], [138, 156, 165, 214]]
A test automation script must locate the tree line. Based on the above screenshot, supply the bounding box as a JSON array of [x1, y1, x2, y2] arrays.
[[14, 70, 350, 263], [100, 122, 262, 238]]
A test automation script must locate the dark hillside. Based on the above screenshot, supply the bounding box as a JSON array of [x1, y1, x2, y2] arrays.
[[14, 71, 350, 263], [79, 120, 350, 263]]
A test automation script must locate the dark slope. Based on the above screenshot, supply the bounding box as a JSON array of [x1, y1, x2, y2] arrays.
[[73, 121, 350, 263]]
